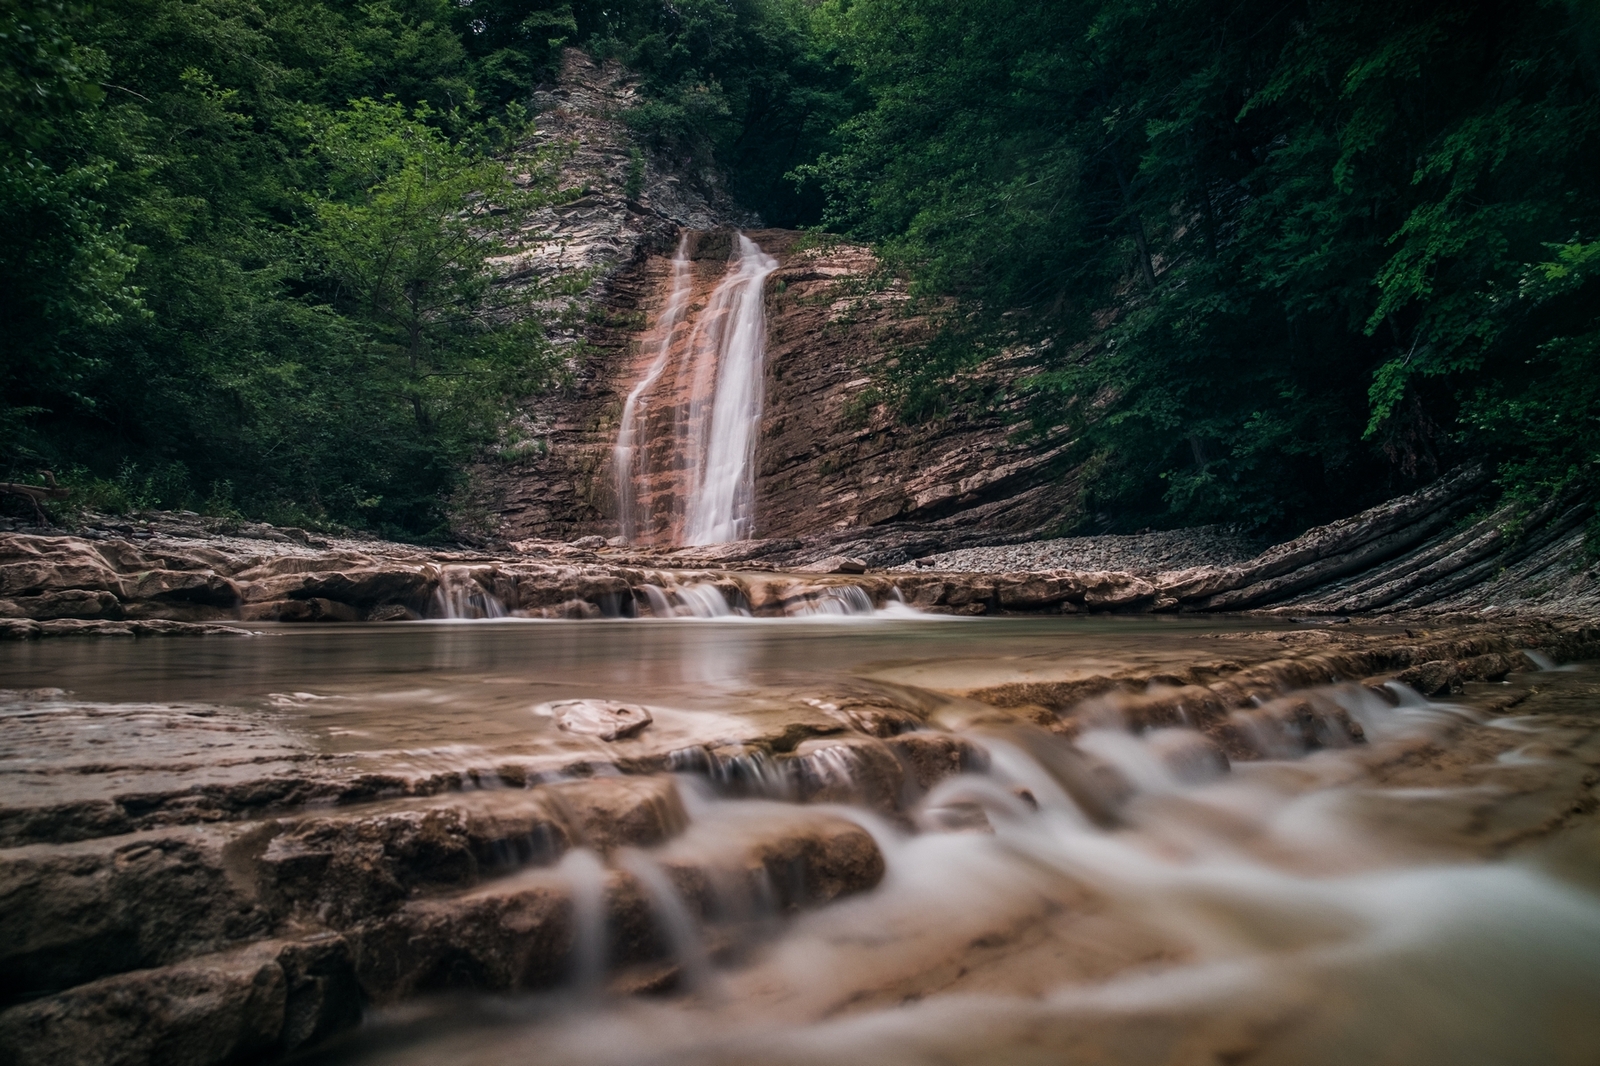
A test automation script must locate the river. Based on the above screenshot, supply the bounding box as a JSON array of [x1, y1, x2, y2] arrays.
[[3, 614, 1598, 1065]]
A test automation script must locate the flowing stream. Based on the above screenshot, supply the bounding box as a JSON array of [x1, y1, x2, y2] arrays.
[[4, 615, 1599, 1065]]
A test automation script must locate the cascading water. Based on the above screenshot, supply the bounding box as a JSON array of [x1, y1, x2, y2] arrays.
[[279, 649, 1600, 1066], [614, 234, 694, 544], [612, 231, 778, 546], [681, 235, 779, 545], [11, 607, 1600, 1066]]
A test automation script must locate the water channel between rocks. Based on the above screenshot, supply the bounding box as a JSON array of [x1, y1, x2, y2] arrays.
[[4, 615, 1600, 1066]]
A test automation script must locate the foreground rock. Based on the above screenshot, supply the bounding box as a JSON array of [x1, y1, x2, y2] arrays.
[[1, 610, 1596, 1065], [0, 769, 886, 1063]]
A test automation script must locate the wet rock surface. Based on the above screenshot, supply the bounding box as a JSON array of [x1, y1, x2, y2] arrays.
[[539, 699, 655, 741], [1, 614, 1598, 1065], [4, 464, 1595, 628]]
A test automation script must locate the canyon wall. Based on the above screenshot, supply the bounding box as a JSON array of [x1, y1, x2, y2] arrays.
[[477, 53, 1079, 562], [487, 228, 1081, 563]]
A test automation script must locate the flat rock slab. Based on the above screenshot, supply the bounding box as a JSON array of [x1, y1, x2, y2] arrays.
[[537, 699, 654, 740]]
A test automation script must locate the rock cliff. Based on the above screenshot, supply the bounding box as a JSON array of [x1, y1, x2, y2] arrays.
[[475, 53, 1080, 558]]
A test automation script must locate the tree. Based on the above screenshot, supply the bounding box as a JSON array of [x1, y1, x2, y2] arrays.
[[808, 0, 1600, 535]]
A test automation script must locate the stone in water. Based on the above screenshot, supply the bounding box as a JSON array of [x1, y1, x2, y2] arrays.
[[535, 699, 653, 740]]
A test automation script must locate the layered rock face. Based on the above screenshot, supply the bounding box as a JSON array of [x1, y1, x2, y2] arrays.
[[475, 48, 761, 539], [476, 53, 1079, 555], [614, 230, 778, 547], [1, 466, 1596, 628], [487, 226, 1080, 555]]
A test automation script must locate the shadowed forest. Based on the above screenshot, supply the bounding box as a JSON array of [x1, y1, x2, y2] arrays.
[[3, 0, 1597, 539]]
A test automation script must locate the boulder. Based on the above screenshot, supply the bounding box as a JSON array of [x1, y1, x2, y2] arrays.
[[1395, 659, 1464, 697], [119, 571, 239, 608], [349, 876, 575, 1002]]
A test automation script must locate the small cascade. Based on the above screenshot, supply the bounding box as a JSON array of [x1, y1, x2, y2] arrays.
[[615, 849, 714, 992], [431, 571, 507, 620], [558, 848, 611, 995], [669, 745, 794, 799], [785, 585, 877, 617], [612, 231, 779, 547], [633, 582, 750, 618]]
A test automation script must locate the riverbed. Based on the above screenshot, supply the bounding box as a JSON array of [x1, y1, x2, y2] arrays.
[[3, 614, 1598, 1066]]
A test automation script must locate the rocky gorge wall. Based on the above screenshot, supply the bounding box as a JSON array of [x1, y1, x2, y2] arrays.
[[475, 52, 1080, 561]]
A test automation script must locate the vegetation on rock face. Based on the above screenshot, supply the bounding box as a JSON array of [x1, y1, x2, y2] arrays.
[[803, 0, 1600, 535], [2, 0, 1595, 539]]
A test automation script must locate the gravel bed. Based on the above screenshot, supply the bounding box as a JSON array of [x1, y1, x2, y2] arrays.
[[890, 526, 1265, 575]]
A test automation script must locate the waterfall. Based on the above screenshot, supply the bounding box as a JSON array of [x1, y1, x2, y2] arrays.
[[682, 235, 779, 545], [614, 233, 693, 544], [613, 231, 777, 547]]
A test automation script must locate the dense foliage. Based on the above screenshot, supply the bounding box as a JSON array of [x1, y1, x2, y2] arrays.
[[0, 0, 583, 536], [807, 0, 1600, 534], [4, 0, 1595, 539], [0, 0, 856, 535]]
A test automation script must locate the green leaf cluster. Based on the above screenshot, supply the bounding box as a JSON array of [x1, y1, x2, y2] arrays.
[[587, 0, 862, 225]]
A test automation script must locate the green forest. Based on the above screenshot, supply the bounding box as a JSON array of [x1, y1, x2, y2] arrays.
[[3, 0, 1597, 540]]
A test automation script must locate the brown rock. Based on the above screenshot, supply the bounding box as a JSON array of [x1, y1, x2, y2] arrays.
[[350, 875, 575, 1002], [884, 732, 987, 791], [0, 941, 290, 1066], [6, 589, 122, 620], [994, 572, 1078, 610], [240, 598, 361, 622], [547, 775, 688, 853], [119, 570, 239, 608], [0, 618, 40, 639], [795, 556, 868, 574], [1395, 660, 1464, 697], [0, 828, 278, 1006], [1080, 571, 1156, 609], [1457, 652, 1524, 682]]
